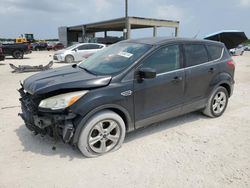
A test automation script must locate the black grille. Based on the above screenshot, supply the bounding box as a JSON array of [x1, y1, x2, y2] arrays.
[[18, 87, 44, 133], [18, 88, 39, 114]]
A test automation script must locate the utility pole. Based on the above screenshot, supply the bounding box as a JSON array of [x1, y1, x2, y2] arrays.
[[125, 0, 128, 18], [125, 0, 130, 39]]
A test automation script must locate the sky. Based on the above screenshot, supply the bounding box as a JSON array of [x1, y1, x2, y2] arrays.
[[0, 0, 250, 39]]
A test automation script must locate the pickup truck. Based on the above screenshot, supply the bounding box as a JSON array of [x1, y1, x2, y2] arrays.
[[2, 43, 31, 59]]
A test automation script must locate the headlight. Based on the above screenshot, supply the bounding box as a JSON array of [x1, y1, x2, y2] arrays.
[[39, 91, 88, 110]]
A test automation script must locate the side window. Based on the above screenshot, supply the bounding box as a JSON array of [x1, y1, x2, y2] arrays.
[[206, 45, 223, 61], [77, 45, 87, 50], [86, 44, 101, 50], [77, 44, 100, 50], [141, 45, 180, 74], [184, 44, 209, 67]]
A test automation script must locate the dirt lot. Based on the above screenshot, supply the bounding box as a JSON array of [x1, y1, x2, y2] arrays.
[[0, 51, 250, 188]]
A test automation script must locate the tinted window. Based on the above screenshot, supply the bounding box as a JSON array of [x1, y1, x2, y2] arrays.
[[222, 48, 231, 59], [141, 45, 180, 74], [87, 44, 101, 50], [206, 45, 223, 61], [87, 44, 102, 49], [78, 44, 88, 50], [78, 44, 101, 50], [184, 44, 209, 67]]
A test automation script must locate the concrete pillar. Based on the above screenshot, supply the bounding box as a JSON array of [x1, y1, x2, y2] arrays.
[[153, 26, 157, 37], [82, 26, 86, 42], [175, 27, 179, 37], [125, 18, 131, 39], [127, 23, 131, 39]]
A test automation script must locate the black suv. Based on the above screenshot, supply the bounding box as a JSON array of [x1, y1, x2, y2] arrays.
[[19, 37, 235, 157]]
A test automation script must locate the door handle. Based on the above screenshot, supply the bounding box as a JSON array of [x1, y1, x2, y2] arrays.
[[208, 67, 215, 73], [172, 76, 183, 83]]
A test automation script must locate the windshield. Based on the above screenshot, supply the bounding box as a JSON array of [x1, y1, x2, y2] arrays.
[[78, 42, 152, 75]]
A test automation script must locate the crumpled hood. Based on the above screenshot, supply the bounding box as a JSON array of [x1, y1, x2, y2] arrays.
[[23, 65, 111, 95]]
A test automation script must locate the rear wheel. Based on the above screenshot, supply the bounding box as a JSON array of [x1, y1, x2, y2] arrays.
[[13, 50, 24, 59], [203, 86, 228, 118], [65, 55, 74, 63], [78, 110, 126, 157]]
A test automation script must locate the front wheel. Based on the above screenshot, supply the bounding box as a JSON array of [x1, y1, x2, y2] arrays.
[[78, 110, 126, 157], [65, 55, 74, 63], [203, 86, 229, 118]]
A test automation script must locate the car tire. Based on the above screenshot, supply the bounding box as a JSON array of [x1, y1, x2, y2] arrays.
[[65, 55, 74, 63], [78, 110, 126, 157], [13, 50, 24, 59], [203, 86, 229, 118]]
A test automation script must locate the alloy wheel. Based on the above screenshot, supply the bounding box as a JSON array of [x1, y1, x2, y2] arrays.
[[88, 119, 121, 154], [212, 91, 226, 114]]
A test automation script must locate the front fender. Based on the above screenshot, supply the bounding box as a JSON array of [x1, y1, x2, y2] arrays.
[[70, 82, 134, 145]]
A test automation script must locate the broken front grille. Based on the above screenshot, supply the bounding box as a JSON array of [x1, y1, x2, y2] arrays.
[[18, 87, 39, 114]]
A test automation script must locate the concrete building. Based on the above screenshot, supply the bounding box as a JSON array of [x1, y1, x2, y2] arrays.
[[58, 16, 180, 47]]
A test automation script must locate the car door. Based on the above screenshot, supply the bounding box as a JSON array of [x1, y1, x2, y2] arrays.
[[133, 44, 185, 129], [77, 44, 103, 61], [182, 43, 219, 111], [74, 44, 88, 61]]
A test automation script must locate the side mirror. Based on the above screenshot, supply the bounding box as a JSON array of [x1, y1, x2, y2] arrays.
[[138, 67, 156, 79]]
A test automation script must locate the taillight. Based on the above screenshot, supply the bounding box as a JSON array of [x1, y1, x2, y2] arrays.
[[227, 60, 235, 69]]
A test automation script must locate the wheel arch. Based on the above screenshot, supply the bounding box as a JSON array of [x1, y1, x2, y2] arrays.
[[210, 72, 234, 97], [219, 83, 231, 96], [72, 104, 133, 145]]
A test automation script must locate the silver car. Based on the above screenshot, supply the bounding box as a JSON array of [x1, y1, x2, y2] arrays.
[[53, 43, 106, 63]]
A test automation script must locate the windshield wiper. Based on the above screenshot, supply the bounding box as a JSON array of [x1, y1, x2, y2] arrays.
[[79, 66, 97, 76]]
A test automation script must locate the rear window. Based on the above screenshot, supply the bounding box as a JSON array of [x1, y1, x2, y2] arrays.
[[206, 45, 223, 61], [222, 48, 231, 59], [184, 44, 209, 67]]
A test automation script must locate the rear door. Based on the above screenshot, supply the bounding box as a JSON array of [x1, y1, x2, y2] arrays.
[[133, 44, 185, 128], [182, 43, 220, 111]]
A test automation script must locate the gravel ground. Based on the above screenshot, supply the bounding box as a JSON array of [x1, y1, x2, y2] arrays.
[[0, 51, 250, 188]]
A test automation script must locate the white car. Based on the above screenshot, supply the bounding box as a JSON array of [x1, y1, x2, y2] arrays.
[[230, 45, 244, 56], [53, 43, 106, 63], [244, 45, 250, 51]]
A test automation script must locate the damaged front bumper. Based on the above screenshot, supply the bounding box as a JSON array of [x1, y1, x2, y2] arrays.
[[18, 86, 77, 144]]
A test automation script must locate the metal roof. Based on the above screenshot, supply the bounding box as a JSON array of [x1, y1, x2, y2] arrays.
[[68, 16, 180, 32]]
